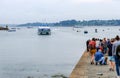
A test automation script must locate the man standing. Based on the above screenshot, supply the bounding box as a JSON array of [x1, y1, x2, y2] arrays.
[[86, 39, 90, 52], [112, 35, 120, 78]]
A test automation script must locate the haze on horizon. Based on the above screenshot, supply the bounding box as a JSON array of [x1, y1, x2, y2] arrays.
[[0, 0, 120, 24]]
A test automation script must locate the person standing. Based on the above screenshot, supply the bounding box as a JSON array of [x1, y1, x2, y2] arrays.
[[86, 39, 90, 52], [89, 38, 96, 64], [112, 35, 120, 78], [107, 39, 115, 71]]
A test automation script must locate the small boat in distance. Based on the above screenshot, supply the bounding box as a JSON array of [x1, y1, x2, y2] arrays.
[[38, 27, 51, 35], [84, 30, 88, 34], [27, 26, 33, 28], [8, 29, 16, 32], [95, 29, 97, 33]]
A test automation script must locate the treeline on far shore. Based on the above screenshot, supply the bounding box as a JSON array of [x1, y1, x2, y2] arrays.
[[18, 19, 120, 26]]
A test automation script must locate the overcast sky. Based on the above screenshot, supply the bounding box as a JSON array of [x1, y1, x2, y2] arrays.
[[0, 0, 120, 24]]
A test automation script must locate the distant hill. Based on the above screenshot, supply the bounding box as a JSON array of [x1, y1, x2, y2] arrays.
[[18, 19, 120, 27], [18, 22, 54, 26], [0, 24, 18, 27]]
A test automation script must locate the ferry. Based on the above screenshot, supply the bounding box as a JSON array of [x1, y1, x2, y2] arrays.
[[38, 27, 51, 35]]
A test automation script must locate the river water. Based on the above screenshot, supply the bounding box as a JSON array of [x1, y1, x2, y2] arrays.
[[0, 26, 120, 78]]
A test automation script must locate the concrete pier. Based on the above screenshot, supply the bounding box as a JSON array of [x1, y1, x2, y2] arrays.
[[69, 51, 116, 78]]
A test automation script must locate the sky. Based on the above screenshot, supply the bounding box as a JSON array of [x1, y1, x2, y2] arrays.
[[0, 0, 120, 24]]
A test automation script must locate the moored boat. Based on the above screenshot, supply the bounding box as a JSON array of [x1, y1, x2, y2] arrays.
[[38, 27, 51, 35]]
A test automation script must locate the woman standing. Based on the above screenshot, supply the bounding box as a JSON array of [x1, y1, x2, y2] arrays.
[[89, 38, 96, 64], [107, 39, 115, 71]]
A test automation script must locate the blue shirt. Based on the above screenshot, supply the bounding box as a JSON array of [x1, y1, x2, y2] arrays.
[[95, 51, 104, 62]]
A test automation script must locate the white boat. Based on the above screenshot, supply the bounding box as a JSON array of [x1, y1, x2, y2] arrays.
[[38, 27, 51, 35], [8, 29, 16, 32]]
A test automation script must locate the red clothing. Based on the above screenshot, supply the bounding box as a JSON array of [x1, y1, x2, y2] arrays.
[[89, 40, 96, 49]]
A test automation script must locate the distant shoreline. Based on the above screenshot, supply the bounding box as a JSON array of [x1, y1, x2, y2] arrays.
[[1, 19, 120, 27], [17, 19, 120, 27]]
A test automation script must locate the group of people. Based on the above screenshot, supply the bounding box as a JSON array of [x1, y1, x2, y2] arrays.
[[86, 35, 120, 78]]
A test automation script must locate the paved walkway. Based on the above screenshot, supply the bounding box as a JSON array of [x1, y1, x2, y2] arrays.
[[69, 51, 116, 78]]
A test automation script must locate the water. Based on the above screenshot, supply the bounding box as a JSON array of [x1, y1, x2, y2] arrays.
[[0, 26, 120, 78]]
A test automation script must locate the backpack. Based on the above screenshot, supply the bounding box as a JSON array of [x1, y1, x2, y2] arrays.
[[116, 45, 120, 59]]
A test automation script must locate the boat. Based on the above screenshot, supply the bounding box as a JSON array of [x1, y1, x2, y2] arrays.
[[84, 30, 88, 34], [95, 29, 97, 33], [27, 26, 33, 28], [38, 27, 51, 35], [8, 29, 16, 32]]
